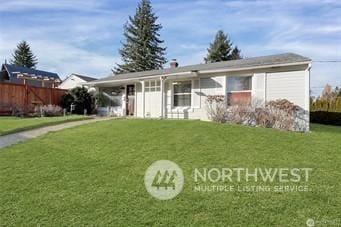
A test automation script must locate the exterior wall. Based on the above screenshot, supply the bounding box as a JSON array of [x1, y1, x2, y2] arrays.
[[136, 82, 144, 117], [0, 70, 9, 81], [252, 73, 266, 102], [163, 69, 309, 123], [165, 76, 226, 120], [59, 75, 86, 90], [266, 70, 309, 110], [98, 64, 310, 131]]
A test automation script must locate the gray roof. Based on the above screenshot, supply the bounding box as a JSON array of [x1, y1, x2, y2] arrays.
[[94, 53, 310, 83], [71, 74, 97, 82], [2, 64, 60, 80]]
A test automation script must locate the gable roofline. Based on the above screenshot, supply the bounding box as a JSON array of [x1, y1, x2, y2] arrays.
[[71, 73, 97, 82], [61, 73, 97, 83], [88, 53, 311, 85]]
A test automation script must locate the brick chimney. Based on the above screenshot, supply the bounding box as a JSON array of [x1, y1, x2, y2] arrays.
[[170, 59, 179, 68]]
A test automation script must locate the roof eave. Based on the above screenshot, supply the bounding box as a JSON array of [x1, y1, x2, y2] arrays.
[[198, 60, 311, 74], [85, 60, 311, 86]]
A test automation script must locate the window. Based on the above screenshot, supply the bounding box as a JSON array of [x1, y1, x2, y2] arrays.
[[144, 80, 160, 92], [227, 76, 252, 106], [227, 76, 251, 92], [173, 81, 191, 107]]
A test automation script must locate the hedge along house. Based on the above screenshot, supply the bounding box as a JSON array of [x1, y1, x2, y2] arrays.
[[87, 53, 311, 130]]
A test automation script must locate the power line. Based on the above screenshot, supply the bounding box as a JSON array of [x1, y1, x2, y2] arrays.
[[312, 60, 341, 63]]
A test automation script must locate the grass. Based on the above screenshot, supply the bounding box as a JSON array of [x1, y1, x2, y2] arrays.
[[0, 115, 92, 135], [0, 120, 340, 226]]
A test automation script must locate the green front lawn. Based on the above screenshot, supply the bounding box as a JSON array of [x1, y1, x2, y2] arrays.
[[0, 115, 92, 135], [0, 120, 340, 226]]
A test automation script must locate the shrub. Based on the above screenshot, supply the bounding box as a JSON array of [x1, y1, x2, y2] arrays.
[[35, 105, 63, 117], [310, 111, 341, 126], [208, 98, 308, 132], [205, 95, 227, 123], [226, 105, 255, 125], [60, 93, 74, 112], [60, 87, 94, 115]]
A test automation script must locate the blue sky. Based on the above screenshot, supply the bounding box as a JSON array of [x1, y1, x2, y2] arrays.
[[0, 0, 341, 95]]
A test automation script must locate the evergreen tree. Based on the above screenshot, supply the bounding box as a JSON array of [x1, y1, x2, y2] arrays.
[[205, 30, 242, 63], [114, 0, 167, 74], [11, 41, 38, 68], [229, 46, 242, 60]]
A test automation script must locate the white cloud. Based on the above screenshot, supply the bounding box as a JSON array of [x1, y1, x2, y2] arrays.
[[0, 38, 117, 79], [0, 0, 107, 12], [0, 0, 340, 93]]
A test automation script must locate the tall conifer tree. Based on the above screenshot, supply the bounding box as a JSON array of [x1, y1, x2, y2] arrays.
[[114, 0, 167, 73], [11, 41, 38, 68], [205, 30, 241, 63]]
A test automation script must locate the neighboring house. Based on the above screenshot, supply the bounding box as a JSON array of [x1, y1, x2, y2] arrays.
[[59, 73, 97, 90], [0, 64, 61, 88], [87, 53, 311, 129]]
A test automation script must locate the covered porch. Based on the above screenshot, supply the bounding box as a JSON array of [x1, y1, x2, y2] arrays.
[[91, 71, 200, 118]]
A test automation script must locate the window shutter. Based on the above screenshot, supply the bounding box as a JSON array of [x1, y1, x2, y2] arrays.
[[192, 79, 200, 108]]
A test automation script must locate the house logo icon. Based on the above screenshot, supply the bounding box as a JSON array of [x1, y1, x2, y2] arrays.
[[144, 160, 184, 200]]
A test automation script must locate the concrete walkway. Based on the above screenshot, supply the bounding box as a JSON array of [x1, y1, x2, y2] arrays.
[[0, 117, 112, 149]]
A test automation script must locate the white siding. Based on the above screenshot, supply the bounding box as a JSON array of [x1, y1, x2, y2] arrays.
[[136, 83, 143, 117], [128, 69, 309, 125], [266, 71, 307, 110], [191, 79, 201, 108], [252, 73, 266, 103], [165, 76, 225, 120], [59, 75, 87, 90]]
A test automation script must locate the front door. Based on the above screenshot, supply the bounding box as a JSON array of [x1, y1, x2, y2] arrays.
[[126, 85, 135, 116]]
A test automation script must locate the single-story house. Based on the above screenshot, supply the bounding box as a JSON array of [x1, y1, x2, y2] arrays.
[[87, 53, 311, 129], [59, 73, 97, 90], [0, 64, 61, 88]]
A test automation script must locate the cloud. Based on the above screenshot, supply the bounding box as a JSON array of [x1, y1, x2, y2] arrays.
[[0, 38, 118, 78], [0, 0, 107, 12], [0, 0, 340, 93]]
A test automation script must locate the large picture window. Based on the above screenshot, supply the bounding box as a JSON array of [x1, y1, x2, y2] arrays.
[[227, 76, 251, 92], [227, 76, 252, 106], [173, 81, 191, 107]]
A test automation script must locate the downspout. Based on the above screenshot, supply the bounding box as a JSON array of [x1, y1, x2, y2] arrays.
[[307, 63, 312, 132]]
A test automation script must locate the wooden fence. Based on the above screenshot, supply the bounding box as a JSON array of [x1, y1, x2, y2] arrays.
[[0, 82, 67, 115]]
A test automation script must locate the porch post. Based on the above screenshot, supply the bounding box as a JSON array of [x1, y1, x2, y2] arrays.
[[122, 85, 127, 116], [160, 77, 164, 118], [141, 81, 145, 118], [134, 82, 137, 117]]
